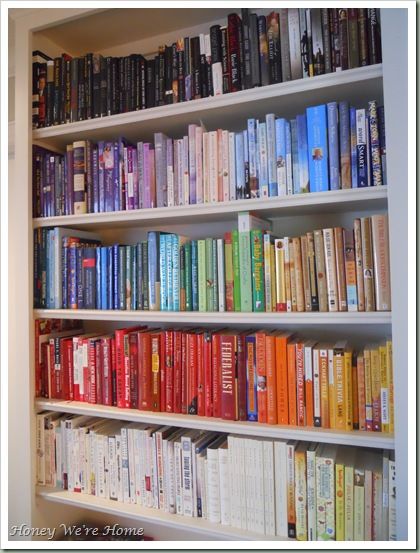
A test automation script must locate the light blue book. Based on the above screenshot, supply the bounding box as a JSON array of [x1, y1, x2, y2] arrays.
[[100, 246, 108, 309], [170, 234, 178, 311], [285, 120, 293, 195], [296, 114, 310, 193], [159, 233, 168, 311], [191, 240, 199, 311], [275, 118, 287, 196], [350, 107, 358, 188], [247, 119, 258, 198], [257, 121, 269, 197], [290, 119, 300, 194], [327, 102, 340, 190], [266, 113, 278, 196], [235, 132, 245, 199], [306, 105, 329, 192], [148, 231, 160, 311]]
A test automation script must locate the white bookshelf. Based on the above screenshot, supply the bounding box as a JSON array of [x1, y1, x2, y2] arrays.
[[10, 5, 410, 544]]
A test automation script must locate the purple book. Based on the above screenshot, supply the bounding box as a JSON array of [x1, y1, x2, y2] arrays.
[[103, 140, 115, 212], [98, 141, 105, 212], [143, 143, 151, 208], [48, 153, 55, 217], [113, 138, 126, 212], [65, 145, 74, 215], [131, 145, 139, 210], [92, 144, 99, 213], [137, 142, 144, 209], [154, 132, 168, 208], [86, 140, 93, 213]]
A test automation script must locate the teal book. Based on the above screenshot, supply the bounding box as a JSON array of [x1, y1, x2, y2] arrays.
[[125, 244, 132, 310], [142, 240, 149, 310], [147, 231, 160, 310], [118, 245, 126, 310], [167, 234, 174, 311], [179, 244, 186, 311]]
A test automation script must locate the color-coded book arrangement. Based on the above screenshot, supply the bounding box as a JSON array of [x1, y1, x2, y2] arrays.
[[35, 320, 394, 434], [33, 99, 387, 218], [33, 213, 391, 313], [36, 413, 396, 540], [32, 8, 382, 129]]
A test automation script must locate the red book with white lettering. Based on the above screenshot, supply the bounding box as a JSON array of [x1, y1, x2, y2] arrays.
[[187, 331, 198, 414], [219, 331, 238, 420], [196, 331, 205, 416], [115, 326, 143, 409], [237, 332, 248, 421], [173, 330, 182, 413], [181, 332, 188, 414], [94, 338, 103, 405], [138, 330, 152, 411], [150, 330, 162, 412], [211, 331, 223, 418], [62, 337, 74, 400], [159, 330, 166, 412], [128, 331, 139, 409], [101, 336, 113, 406], [203, 330, 213, 417], [164, 329, 174, 413]]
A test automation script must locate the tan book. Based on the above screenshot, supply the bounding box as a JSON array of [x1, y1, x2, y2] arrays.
[[371, 214, 391, 311], [270, 243, 276, 311], [360, 217, 375, 311], [313, 229, 328, 312], [334, 227, 348, 311], [274, 239, 287, 311], [315, 444, 338, 540], [289, 238, 297, 311], [284, 236, 292, 312], [300, 235, 312, 311], [353, 218, 365, 311], [306, 231, 319, 312], [323, 228, 338, 312], [294, 442, 309, 541], [354, 450, 368, 541], [292, 237, 305, 312], [343, 228, 358, 311]]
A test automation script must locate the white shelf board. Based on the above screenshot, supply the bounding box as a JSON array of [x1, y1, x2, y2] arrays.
[[32, 65, 383, 148], [33, 309, 392, 325], [36, 487, 288, 541], [35, 399, 395, 449], [33, 187, 388, 230]]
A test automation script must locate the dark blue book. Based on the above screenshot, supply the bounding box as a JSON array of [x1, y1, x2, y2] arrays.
[[76, 246, 84, 309], [350, 107, 358, 189], [327, 102, 340, 190], [136, 242, 143, 310], [118, 245, 127, 310], [112, 244, 119, 309], [83, 247, 97, 309], [306, 105, 329, 192], [356, 108, 368, 187], [106, 246, 113, 309], [100, 246, 108, 309], [377, 105, 387, 186], [95, 247, 101, 309], [131, 245, 137, 311], [191, 239, 199, 311]]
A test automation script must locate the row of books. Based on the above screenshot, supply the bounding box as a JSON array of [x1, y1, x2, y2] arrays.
[[35, 319, 394, 433], [33, 99, 387, 218], [36, 414, 396, 540], [32, 8, 382, 129], [34, 213, 391, 313]]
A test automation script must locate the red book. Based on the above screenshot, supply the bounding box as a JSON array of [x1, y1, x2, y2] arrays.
[[150, 331, 161, 411], [220, 332, 238, 420], [101, 336, 113, 406], [187, 331, 198, 414], [274, 331, 294, 425], [237, 333, 248, 421], [181, 332, 188, 414], [82, 337, 91, 403], [173, 330, 182, 413], [115, 326, 143, 409], [164, 330, 174, 413], [61, 337, 74, 400], [203, 330, 213, 417], [287, 341, 298, 426], [138, 331, 152, 410], [129, 331, 139, 409], [256, 331, 267, 423], [196, 332, 205, 416], [110, 336, 117, 406], [295, 342, 305, 426], [87, 337, 100, 404], [160, 331, 166, 412], [95, 339, 103, 405], [211, 331, 222, 418], [48, 339, 59, 399], [40, 342, 49, 398]]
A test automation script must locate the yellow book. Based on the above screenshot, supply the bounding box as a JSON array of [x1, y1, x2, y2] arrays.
[[328, 347, 336, 428], [363, 348, 373, 431], [370, 346, 381, 431], [333, 341, 347, 430], [344, 449, 357, 540], [270, 243, 276, 311], [344, 350, 353, 431], [294, 443, 308, 541], [263, 233, 273, 313], [335, 461, 345, 541], [379, 343, 389, 433], [386, 339, 394, 433], [274, 239, 286, 312]]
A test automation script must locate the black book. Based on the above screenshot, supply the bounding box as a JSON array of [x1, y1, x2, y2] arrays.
[[241, 8, 252, 89], [70, 58, 78, 122], [249, 13, 261, 87], [184, 37, 192, 101], [348, 8, 360, 69], [171, 43, 178, 103], [77, 56, 86, 121], [358, 9, 369, 66], [321, 8, 332, 73], [164, 45, 173, 104], [85, 53, 93, 119], [45, 60, 54, 126], [199, 35, 208, 98], [177, 39, 185, 103], [220, 26, 230, 93], [279, 9, 292, 81], [99, 55, 107, 116], [367, 8, 382, 64], [63, 55, 72, 123], [267, 12, 281, 84], [92, 53, 102, 118], [139, 55, 147, 109], [111, 57, 119, 115], [154, 55, 160, 107], [158, 47, 165, 106], [146, 58, 155, 108], [124, 55, 131, 112], [210, 25, 223, 96], [105, 56, 112, 115], [32, 50, 51, 129], [191, 36, 201, 99], [131, 54, 139, 111], [311, 9, 325, 76], [118, 57, 125, 113], [238, 16, 245, 90], [53, 57, 61, 125], [205, 34, 213, 97], [257, 16, 269, 86]]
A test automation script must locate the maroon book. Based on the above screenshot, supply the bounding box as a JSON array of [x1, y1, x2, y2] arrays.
[[173, 330, 182, 414]]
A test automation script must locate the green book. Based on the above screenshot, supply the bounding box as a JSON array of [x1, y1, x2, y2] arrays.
[[212, 238, 218, 311], [197, 239, 207, 312], [118, 246, 127, 310], [205, 237, 214, 312], [180, 244, 186, 311], [250, 229, 265, 311], [184, 241, 192, 311], [125, 245, 132, 310], [130, 244, 137, 310], [232, 230, 241, 312]]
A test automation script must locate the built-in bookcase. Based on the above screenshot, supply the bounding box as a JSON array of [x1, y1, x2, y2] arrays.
[[10, 7, 409, 542]]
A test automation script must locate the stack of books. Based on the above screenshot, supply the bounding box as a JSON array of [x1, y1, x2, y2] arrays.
[[36, 414, 396, 540], [32, 8, 382, 129], [33, 99, 387, 218]]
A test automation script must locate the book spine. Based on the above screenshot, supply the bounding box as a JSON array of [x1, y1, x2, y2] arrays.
[[334, 227, 348, 311], [344, 229, 358, 311], [245, 335, 257, 421], [279, 9, 291, 81], [211, 333, 221, 418], [323, 229, 338, 312], [267, 12, 281, 84], [251, 229, 264, 312], [327, 102, 340, 190], [371, 214, 391, 311], [220, 334, 237, 420], [348, 9, 360, 69], [368, 100, 383, 186], [256, 332, 267, 423], [360, 217, 375, 311], [358, 9, 369, 66], [339, 9, 349, 70], [296, 114, 309, 193], [306, 105, 329, 192], [367, 8, 382, 64]]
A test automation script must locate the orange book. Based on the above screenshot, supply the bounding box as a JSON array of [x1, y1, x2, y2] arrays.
[[351, 352, 359, 430], [344, 349, 353, 431], [295, 342, 306, 426], [356, 352, 366, 431], [333, 341, 347, 430], [287, 341, 298, 426], [256, 331, 267, 423], [304, 340, 317, 427], [265, 332, 277, 425], [274, 331, 293, 424]]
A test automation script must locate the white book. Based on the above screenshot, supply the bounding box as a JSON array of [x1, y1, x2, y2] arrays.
[[155, 426, 173, 511], [175, 138, 183, 206], [202, 132, 210, 203], [217, 238, 226, 312], [120, 427, 131, 504], [206, 436, 225, 523], [133, 428, 143, 504], [182, 135, 189, 205], [228, 436, 240, 528], [115, 434, 123, 502], [228, 131, 236, 200], [262, 440, 276, 536], [388, 451, 397, 540], [323, 228, 338, 312], [306, 443, 318, 540], [167, 138, 174, 207], [208, 131, 218, 203], [36, 413, 47, 485], [258, 121, 269, 198], [274, 440, 288, 537], [127, 427, 136, 503], [286, 440, 298, 539], [244, 438, 253, 531], [151, 432, 159, 509], [222, 129, 230, 201], [196, 453, 206, 518], [174, 439, 183, 515], [96, 435, 106, 498], [108, 435, 117, 500], [315, 443, 338, 540], [382, 450, 390, 540], [203, 457, 209, 519], [181, 430, 198, 517], [195, 126, 204, 204], [254, 438, 265, 535], [188, 124, 197, 205], [288, 8, 302, 80], [211, 60, 223, 96], [238, 436, 247, 529], [218, 442, 230, 525]]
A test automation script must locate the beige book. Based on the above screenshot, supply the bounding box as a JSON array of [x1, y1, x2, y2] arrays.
[[313, 229, 328, 312], [306, 231, 318, 311], [294, 442, 308, 541], [371, 214, 391, 311], [284, 237, 292, 312], [300, 235, 312, 311], [292, 237, 305, 312], [353, 218, 365, 311], [323, 228, 339, 312], [315, 443, 338, 540], [360, 217, 375, 311], [334, 227, 348, 311], [289, 239, 297, 312]]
